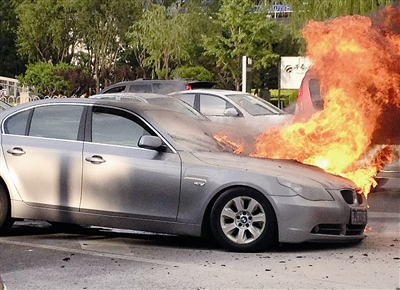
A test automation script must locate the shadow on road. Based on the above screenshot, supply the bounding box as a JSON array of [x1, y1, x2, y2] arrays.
[[2, 219, 366, 253]]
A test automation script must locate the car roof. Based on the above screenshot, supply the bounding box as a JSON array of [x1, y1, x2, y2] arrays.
[[0, 98, 175, 120], [170, 89, 249, 95], [90, 92, 177, 100]]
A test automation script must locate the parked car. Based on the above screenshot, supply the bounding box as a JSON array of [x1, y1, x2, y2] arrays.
[[296, 70, 400, 193], [294, 69, 323, 116], [90, 92, 208, 121], [169, 89, 294, 134], [0, 98, 367, 252], [101, 79, 214, 95]]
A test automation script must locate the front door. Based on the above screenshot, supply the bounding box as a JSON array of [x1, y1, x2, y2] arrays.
[[80, 106, 181, 221]]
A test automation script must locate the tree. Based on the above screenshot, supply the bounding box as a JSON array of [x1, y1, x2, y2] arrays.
[[172, 66, 213, 81], [14, 0, 81, 64], [286, 0, 395, 33], [202, 0, 283, 90], [17, 62, 71, 97], [0, 0, 27, 77], [73, 0, 142, 92], [127, 4, 194, 80]]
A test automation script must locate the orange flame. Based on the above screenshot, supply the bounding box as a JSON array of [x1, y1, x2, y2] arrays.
[[215, 4, 400, 197], [214, 134, 245, 154]]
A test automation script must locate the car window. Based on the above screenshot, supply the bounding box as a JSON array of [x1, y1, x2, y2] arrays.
[[199, 94, 230, 116], [128, 84, 152, 93], [28, 105, 84, 140], [178, 93, 196, 107], [153, 83, 185, 94], [4, 110, 31, 135], [91, 107, 150, 147], [227, 94, 283, 116], [102, 85, 126, 94], [309, 79, 324, 109]]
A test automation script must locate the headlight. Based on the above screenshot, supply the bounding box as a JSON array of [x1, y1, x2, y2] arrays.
[[277, 176, 334, 201]]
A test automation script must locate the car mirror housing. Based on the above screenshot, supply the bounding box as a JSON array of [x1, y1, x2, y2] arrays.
[[138, 135, 163, 150], [223, 108, 239, 117]]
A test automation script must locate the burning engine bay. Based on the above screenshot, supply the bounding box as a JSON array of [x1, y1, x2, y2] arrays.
[[215, 4, 400, 197]]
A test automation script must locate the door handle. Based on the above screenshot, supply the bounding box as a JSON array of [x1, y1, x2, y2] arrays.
[[85, 155, 106, 164], [7, 147, 26, 156]]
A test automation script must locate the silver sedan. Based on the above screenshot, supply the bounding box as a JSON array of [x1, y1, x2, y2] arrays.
[[0, 99, 367, 252], [169, 89, 294, 133]]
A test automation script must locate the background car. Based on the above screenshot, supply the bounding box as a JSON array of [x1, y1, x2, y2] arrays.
[[90, 92, 208, 121], [0, 98, 367, 252], [169, 89, 293, 134], [100, 79, 214, 95]]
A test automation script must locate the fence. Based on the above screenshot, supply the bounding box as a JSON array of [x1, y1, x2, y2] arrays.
[[0, 76, 42, 105]]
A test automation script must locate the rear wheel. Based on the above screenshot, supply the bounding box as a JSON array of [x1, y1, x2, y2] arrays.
[[210, 188, 278, 252], [0, 185, 14, 234]]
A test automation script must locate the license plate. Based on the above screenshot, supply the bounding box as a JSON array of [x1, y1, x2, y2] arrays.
[[351, 209, 367, 225]]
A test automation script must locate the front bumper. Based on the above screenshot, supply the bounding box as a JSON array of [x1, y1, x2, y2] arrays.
[[270, 189, 367, 244]]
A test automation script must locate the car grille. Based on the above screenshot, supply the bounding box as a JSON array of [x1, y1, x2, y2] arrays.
[[311, 224, 366, 236], [340, 189, 364, 205]]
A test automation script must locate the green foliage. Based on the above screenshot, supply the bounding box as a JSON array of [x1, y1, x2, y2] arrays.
[[172, 66, 213, 81], [56, 66, 95, 96], [127, 4, 204, 80], [14, 0, 81, 64], [286, 0, 395, 34], [12, 0, 389, 92], [270, 89, 298, 107], [18, 62, 72, 97], [202, 0, 283, 90], [0, 0, 27, 77]]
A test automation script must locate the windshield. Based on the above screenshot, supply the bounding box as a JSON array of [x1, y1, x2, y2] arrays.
[[227, 93, 285, 116], [144, 109, 226, 152]]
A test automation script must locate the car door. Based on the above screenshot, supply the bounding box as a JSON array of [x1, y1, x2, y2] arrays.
[[80, 106, 181, 221], [1, 104, 85, 209]]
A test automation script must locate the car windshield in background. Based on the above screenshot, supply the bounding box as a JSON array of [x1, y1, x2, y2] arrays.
[[227, 94, 285, 116], [144, 109, 225, 152]]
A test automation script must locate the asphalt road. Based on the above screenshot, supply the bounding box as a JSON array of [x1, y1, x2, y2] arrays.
[[0, 192, 399, 290]]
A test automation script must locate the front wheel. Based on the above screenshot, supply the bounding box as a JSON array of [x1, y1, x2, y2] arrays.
[[210, 188, 278, 252], [0, 185, 14, 234]]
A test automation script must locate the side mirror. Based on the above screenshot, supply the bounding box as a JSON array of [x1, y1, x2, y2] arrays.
[[138, 135, 163, 150], [223, 108, 239, 117]]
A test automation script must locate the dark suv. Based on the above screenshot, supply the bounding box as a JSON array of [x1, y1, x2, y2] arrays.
[[101, 79, 214, 95]]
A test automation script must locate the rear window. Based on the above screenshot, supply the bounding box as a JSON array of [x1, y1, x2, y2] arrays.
[[128, 84, 152, 93]]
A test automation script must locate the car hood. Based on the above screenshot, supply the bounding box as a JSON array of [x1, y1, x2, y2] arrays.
[[190, 151, 356, 189]]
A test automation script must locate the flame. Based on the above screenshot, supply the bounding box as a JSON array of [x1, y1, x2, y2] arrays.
[[215, 4, 400, 197], [214, 134, 245, 154]]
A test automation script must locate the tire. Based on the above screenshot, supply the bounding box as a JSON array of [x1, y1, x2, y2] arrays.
[[0, 185, 14, 235], [210, 187, 278, 252]]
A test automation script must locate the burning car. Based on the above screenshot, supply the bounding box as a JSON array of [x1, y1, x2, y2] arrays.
[[295, 68, 400, 193], [0, 98, 367, 252]]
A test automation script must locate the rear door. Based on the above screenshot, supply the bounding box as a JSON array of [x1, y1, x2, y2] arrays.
[[80, 106, 181, 220], [2, 104, 85, 210]]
